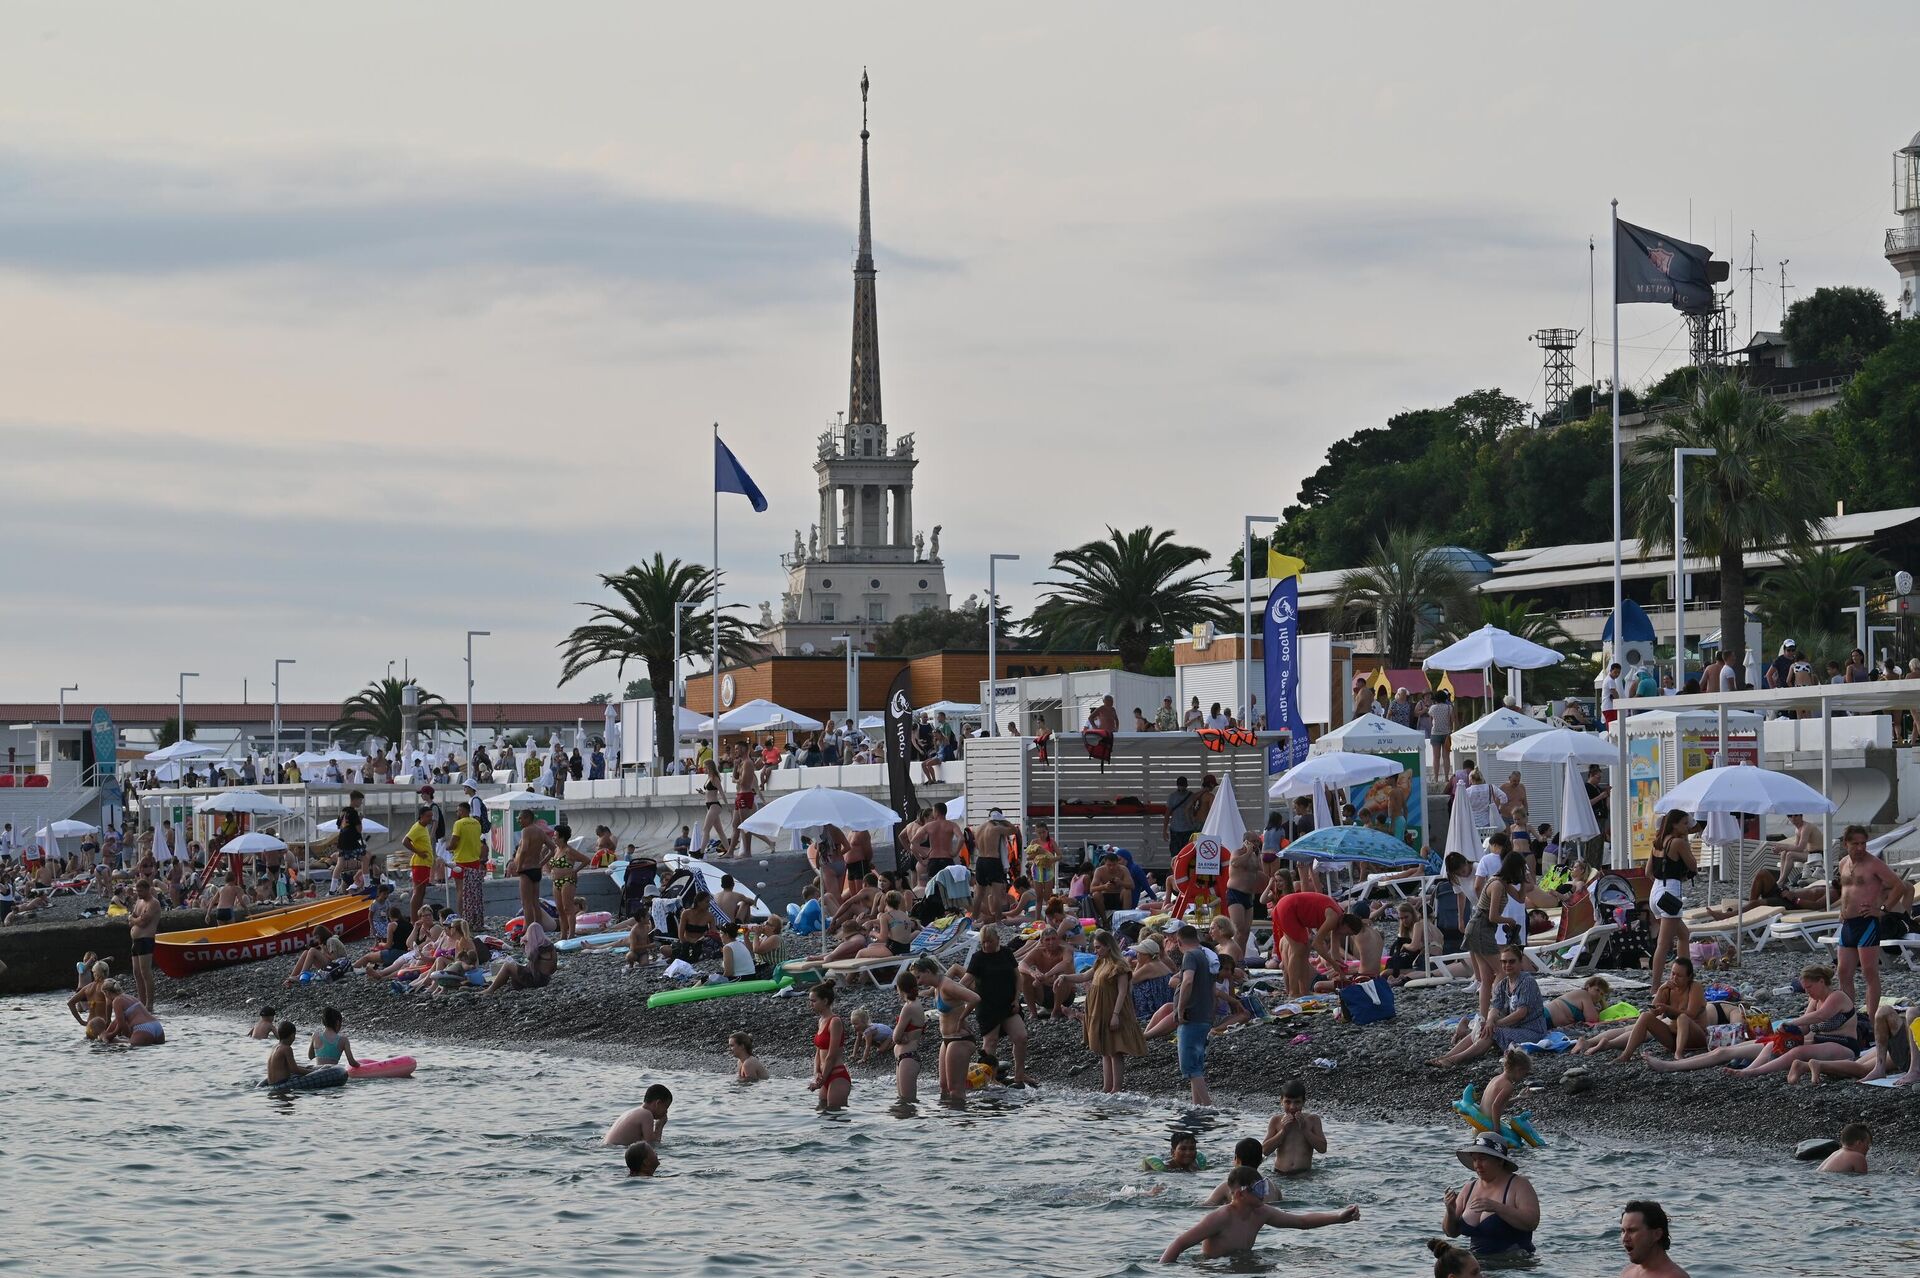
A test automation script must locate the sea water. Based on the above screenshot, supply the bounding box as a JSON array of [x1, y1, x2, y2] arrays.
[[3, 995, 1911, 1277]]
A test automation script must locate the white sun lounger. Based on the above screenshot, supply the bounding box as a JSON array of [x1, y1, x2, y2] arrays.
[[1812, 930, 1920, 971], [1683, 905, 1785, 950], [1765, 909, 1842, 952], [1523, 923, 1617, 977]]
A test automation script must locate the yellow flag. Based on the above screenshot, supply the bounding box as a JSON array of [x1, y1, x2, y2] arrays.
[[1266, 548, 1308, 582]]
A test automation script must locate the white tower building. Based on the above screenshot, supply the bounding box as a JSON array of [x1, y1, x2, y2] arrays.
[[758, 72, 949, 657], [1887, 130, 1920, 320]]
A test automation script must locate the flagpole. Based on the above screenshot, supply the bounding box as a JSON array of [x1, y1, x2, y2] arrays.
[[711, 422, 722, 770], [1609, 199, 1629, 869]]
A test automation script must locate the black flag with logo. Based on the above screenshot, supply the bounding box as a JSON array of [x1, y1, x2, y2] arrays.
[[882, 666, 919, 871], [1616, 219, 1718, 314]]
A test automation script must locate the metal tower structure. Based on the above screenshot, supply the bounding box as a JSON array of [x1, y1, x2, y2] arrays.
[[1532, 327, 1580, 421], [1685, 299, 1731, 368]]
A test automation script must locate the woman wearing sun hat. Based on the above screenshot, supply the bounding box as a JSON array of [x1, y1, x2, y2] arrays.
[[1440, 1132, 1539, 1260]]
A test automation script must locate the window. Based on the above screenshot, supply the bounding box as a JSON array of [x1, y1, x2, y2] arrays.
[[867, 600, 886, 623], [869, 578, 881, 589], [819, 601, 837, 622], [57, 740, 82, 762]]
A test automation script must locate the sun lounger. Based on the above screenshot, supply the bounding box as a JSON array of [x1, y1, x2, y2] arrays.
[[1764, 909, 1842, 952], [810, 918, 974, 987], [1683, 905, 1784, 950], [1523, 923, 1617, 977], [1812, 930, 1920, 971]]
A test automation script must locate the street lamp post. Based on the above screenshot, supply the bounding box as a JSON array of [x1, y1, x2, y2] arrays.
[[1671, 448, 1716, 690], [1840, 586, 1869, 658], [832, 634, 855, 728], [177, 672, 199, 746], [465, 631, 490, 759], [272, 659, 296, 766], [57, 684, 78, 726], [668, 601, 699, 771], [1242, 515, 1281, 726], [987, 554, 1020, 734]]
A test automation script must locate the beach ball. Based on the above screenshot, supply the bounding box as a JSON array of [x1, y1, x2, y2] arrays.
[[966, 1062, 994, 1089]]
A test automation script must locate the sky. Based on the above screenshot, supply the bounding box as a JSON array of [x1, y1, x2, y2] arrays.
[[3, 2, 1916, 705]]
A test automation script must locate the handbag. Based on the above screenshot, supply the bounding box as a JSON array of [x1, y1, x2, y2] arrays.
[[1337, 976, 1396, 1025]]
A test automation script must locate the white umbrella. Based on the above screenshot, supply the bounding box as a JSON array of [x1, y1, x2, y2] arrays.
[[946, 795, 967, 825], [1191, 773, 1247, 876], [921, 700, 983, 717], [1444, 788, 1479, 859], [1649, 764, 1836, 817], [1269, 751, 1403, 800], [698, 699, 825, 734], [483, 788, 553, 812], [322, 748, 368, 767], [144, 740, 219, 763], [318, 817, 390, 836], [1495, 727, 1618, 767], [1557, 761, 1601, 844], [291, 750, 330, 766], [40, 819, 99, 838], [195, 790, 298, 816], [737, 787, 902, 838], [221, 831, 288, 855], [1422, 625, 1566, 672], [858, 715, 885, 730]]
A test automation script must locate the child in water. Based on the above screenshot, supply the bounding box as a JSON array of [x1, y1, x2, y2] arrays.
[[1820, 1123, 1871, 1174], [249, 1007, 276, 1039], [265, 1021, 321, 1087], [728, 1031, 768, 1082], [1261, 1078, 1328, 1175], [1482, 1048, 1530, 1134], [850, 1007, 892, 1064], [308, 1006, 361, 1070]]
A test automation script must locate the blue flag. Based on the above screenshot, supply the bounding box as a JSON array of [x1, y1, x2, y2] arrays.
[[715, 435, 768, 512], [1263, 574, 1308, 774]]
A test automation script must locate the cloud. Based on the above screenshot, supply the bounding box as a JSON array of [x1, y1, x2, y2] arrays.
[[0, 148, 955, 302]]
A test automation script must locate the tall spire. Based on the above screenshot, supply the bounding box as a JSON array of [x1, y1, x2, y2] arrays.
[[848, 67, 882, 428]]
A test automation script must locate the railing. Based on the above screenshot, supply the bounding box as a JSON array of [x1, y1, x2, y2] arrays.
[[1887, 226, 1920, 254]]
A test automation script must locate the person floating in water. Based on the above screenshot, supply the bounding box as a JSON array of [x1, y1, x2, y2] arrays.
[[1616, 1199, 1688, 1277], [604, 1084, 672, 1146], [624, 1141, 660, 1177], [1261, 1078, 1327, 1175], [729, 1031, 768, 1082], [308, 1006, 361, 1071], [1819, 1123, 1871, 1174], [265, 1020, 319, 1086], [1159, 1167, 1358, 1262]]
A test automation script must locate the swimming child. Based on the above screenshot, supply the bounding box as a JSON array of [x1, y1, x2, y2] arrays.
[[1481, 1048, 1530, 1134], [850, 1007, 892, 1064], [249, 1006, 277, 1039], [1819, 1123, 1871, 1174], [1160, 1167, 1359, 1262], [625, 1140, 660, 1177], [1261, 1079, 1328, 1175], [265, 1020, 320, 1087], [729, 1031, 768, 1081], [308, 1006, 361, 1070], [1205, 1138, 1281, 1204], [1144, 1129, 1206, 1173]]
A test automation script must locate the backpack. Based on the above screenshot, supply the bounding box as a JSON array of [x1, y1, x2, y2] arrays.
[[475, 803, 492, 835]]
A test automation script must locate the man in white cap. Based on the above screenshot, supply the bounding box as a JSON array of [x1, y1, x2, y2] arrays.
[[1765, 640, 1797, 689], [462, 779, 486, 823]]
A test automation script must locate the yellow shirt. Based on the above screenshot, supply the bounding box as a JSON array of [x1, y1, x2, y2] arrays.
[[404, 822, 434, 868], [449, 815, 484, 865]]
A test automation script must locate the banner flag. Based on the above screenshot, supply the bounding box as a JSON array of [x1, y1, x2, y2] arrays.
[[1262, 554, 1309, 774], [882, 667, 919, 871]]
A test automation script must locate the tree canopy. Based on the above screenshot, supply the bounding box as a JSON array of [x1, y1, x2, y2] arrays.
[[1028, 525, 1235, 672], [872, 602, 1015, 657], [1782, 285, 1894, 368], [1822, 317, 1920, 515]]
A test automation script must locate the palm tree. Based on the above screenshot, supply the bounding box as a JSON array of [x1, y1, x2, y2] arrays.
[[1447, 596, 1574, 651], [557, 554, 758, 763], [1756, 545, 1887, 664], [1027, 526, 1235, 672], [1626, 371, 1831, 668], [333, 678, 455, 746], [1332, 530, 1475, 667]]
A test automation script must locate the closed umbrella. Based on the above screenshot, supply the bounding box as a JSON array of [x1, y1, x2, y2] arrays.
[[1557, 762, 1601, 845], [1444, 786, 1478, 860]]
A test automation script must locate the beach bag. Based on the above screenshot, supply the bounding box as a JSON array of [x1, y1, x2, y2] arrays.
[[1337, 977, 1396, 1025]]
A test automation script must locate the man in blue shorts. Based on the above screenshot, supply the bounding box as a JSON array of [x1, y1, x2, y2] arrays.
[[1171, 923, 1216, 1105]]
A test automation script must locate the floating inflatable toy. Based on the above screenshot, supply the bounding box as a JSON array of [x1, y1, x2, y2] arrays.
[[1452, 1083, 1545, 1149], [261, 1065, 348, 1092], [348, 1056, 416, 1080], [645, 976, 792, 1009], [1140, 1152, 1210, 1173]]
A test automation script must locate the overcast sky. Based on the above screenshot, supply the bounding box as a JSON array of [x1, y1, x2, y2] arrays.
[[3, 2, 1915, 704]]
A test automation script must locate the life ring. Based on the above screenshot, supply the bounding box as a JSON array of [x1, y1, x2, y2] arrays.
[[1140, 1152, 1210, 1173], [1452, 1084, 1546, 1148]]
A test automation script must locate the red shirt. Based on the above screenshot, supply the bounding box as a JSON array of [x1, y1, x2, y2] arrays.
[[1272, 892, 1340, 943]]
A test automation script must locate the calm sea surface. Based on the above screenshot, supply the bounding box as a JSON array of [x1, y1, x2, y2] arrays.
[[5, 994, 1912, 1277]]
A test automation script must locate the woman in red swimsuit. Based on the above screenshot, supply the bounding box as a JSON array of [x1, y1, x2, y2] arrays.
[[809, 982, 852, 1111]]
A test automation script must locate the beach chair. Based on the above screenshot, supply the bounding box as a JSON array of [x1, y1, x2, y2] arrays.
[[1523, 923, 1617, 977], [1763, 909, 1842, 952], [815, 917, 973, 988], [1811, 929, 1920, 971], [1682, 905, 1784, 951]]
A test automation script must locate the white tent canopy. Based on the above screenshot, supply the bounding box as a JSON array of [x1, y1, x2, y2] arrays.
[[144, 740, 219, 763], [738, 787, 902, 838], [1310, 715, 1424, 755], [1422, 625, 1566, 672], [484, 789, 553, 812], [698, 699, 825, 734], [318, 817, 390, 836], [920, 700, 983, 717], [195, 790, 298, 816]]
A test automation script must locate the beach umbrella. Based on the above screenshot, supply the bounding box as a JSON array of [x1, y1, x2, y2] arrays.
[[1495, 728, 1618, 768], [1422, 625, 1566, 673], [1650, 764, 1835, 818], [144, 740, 219, 763], [698, 699, 825, 734], [858, 714, 885, 730], [920, 700, 982, 717], [483, 788, 553, 812], [221, 831, 288, 855], [195, 789, 298, 816], [1187, 773, 1248, 882], [1269, 751, 1403, 800], [318, 817, 390, 836], [39, 819, 99, 838], [1557, 762, 1601, 845], [738, 787, 901, 839], [1281, 825, 1424, 868], [1444, 787, 1479, 860]]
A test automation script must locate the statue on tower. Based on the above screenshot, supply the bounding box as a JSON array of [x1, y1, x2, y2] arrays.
[[792, 529, 805, 563], [758, 600, 774, 630], [782, 594, 799, 622], [928, 524, 943, 563], [913, 531, 925, 561], [808, 524, 819, 559]]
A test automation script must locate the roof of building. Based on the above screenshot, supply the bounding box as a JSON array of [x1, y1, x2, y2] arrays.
[[0, 702, 602, 727]]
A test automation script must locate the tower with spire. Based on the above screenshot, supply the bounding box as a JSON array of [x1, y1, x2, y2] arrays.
[[759, 71, 949, 658]]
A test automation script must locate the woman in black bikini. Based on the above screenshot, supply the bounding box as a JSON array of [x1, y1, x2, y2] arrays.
[[912, 955, 979, 1104], [892, 968, 927, 1103], [673, 889, 718, 962], [697, 762, 729, 854]]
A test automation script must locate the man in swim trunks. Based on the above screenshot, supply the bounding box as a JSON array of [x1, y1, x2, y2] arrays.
[[1834, 824, 1901, 1015], [971, 811, 1015, 922], [965, 925, 1035, 1086], [1617, 1200, 1688, 1277], [207, 872, 246, 925], [402, 805, 436, 918], [1224, 834, 1267, 960], [921, 802, 961, 878], [509, 810, 554, 929], [128, 878, 161, 1009], [731, 743, 762, 857], [1089, 851, 1133, 927], [604, 1084, 673, 1147], [1261, 1078, 1328, 1174], [1159, 1167, 1359, 1262]]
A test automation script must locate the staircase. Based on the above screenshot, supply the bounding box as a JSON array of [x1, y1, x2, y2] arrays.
[[0, 782, 101, 846]]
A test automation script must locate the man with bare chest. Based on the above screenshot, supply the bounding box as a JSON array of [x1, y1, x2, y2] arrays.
[[1834, 824, 1901, 1014]]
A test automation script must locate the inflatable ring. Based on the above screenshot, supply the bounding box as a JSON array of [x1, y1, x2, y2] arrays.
[[1452, 1085, 1546, 1147], [1140, 1152, 1210, 1173]]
